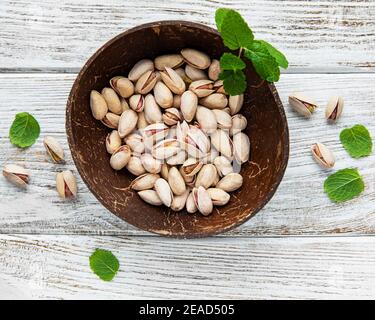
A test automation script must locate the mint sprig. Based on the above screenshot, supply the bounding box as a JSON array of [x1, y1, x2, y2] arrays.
[[9, 112, 40, 148], [215, 8, 288, 95], [89, 248, 120, 281], [340, 124, 373, 158]]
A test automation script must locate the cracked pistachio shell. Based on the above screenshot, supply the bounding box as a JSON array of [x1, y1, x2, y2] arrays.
[[90, 90, 108, 120], [186, 191, 198, 213], [233, 132, 250, 164], [230, 114, 247, 136], [106, 130, 122, 154], [171, 189, 189, 211], [128, 59, 154, 82], [129, 94, 145, 112], [160, 164, 170, 180], [216, 173, 243, 192], [180, 90, 198, 122], [135, 70, 159, 95], [196, 106, 217, 134], [207, 188, 230, 206], [142, 123, 169, 144], [189, 80, 214, 98], [214, 156, 233, 177], [166, 150, 187, 166], [168, 166, 187, 196], [210, 129, 233, 158], [180, 166, 196, 187], [184, 125, 211, 158], [140, 153, 162, 174], [110, 145, 131, 170], [181, 158, 203, 177], [101, 87, 122, 115], [130, 173, 160, 191], [144, 94, 162, 124], [154, 81, 173, 109], [208, 59, 221, 81], [118, 109, 138, 138], [137, 111, 149, 129], [56, 170, 77, 199], [138, 190, 162, 206], [152, 138, 180, 160], [173, 95, 181, 108], [213, 80, 226, 94], [154, 54, 184, 70], [185, 65, 208, 81], [181, 48, 211, 70], [311, 142, 335, 169], [229, 94, 244, 115], [192, 186, 213, 216], [162, 108, 182, 126], [110, 76, 134, 98], [124, 133, 144, 155], [325, 96, 344, 122], [43, 136, 65, 163], [200, 93, 228, 110], [212, 109, 232, 130], [126, 156, 146, 176], [3, 164, 29, 188], [160, 67, 186, 95], [101, 112, 120, 129], [154, 178, 173, 207], [288, 92, 317, 118], [195, 164, 217, 189]]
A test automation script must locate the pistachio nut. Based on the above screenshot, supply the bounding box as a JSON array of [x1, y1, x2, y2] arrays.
[[126, 156, 146, 176], [208, 59, 221, 81], [195, 164, 217, 189], [185, 65, 208, 81], [166, 150, 187, 166], [207, 188, 230, 206], [175, 67, 192, 84], [180, 90, 198, 122], [183, 125, 211, 158], [171, 189, 189, 211], [230, 114, 247, 136], [56, 170, 77, 199], [142, 123, 169, 143], [201, 147, 219, 165], [288, 92, 317, 118], [43, 136, 65, 163], [152, 138, 180, 160], [229, 95, 244, 115], [106, 130, 122, 154], [212, 109, 232, 130], [160, 163, 170, 180], [124, 133, 145, 155], [168, 166, 187, 196], [144, 94, 163, 124], [179, 166, 196, 187], [173, 95, 181, 108], [181, 158, 203, 177], [110, 145, 131, 170], [129, 94, 145, 112], [216, 173, 243, 192], [311, 142, 335, 169], [233, 132, 250, 164], [154, 54, 184, 70], [137, 111, 149, 129], [199, 93, 228, 110], [138, 190, 162, 206], [101, 87, 122, 115], [162, 108, 182, 126], [176, 120, 190, 142], [325, 96, 344, 122], [212, 170, 220, 186], [213, 80, 226, 94], [167, 125, 177, 140], [160, 67, 186, 95], [192, 186, 213, 216], [3, 164, 29, 188], [210, 129, 233, 158], [110, 76, 134, 98], [118, 109, 138, 138], [128, 59, 154, 82], [130, 173, 160, 191], [154, 81, 173, 109], [140, 153, 162, 174], [189, 80, 214, 98], [214, 156, 233, 177], [181, 48, 211, 70], [101, 112, 120, 129], [90, 90, 108, 120], [135, 70, 159, 95], [186, 191, 198, 213], [196, 106, 217, 134], [154, 178, 173, 207], [120, 97, 130, 112]]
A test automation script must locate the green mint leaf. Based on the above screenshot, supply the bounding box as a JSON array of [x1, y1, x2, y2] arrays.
[[217, 9, 254, 50], [243, 43, 280, 82], [89, 248, 120, 281], [219, 69, 247, 96], [340, 124, 372, 158], [215, 8, 231, 32], [220, 53, 246, 71], [324, 168, 365, 203], [9, 112, 40, 148], [254, 40, 288, 69]]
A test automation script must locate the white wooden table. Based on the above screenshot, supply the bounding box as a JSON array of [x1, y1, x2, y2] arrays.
[[1, 0, 375, 300]]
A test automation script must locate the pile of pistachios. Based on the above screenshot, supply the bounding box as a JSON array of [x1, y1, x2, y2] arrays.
[[289, 93, 344, 169], [90, 48, 250, 215]]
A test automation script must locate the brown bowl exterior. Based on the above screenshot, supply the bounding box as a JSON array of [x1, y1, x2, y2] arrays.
[[66, 21, 289, 238]]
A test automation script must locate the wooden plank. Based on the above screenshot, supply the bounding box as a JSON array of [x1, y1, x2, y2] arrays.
[[1, 234, 375, 299], [0, 73, 374, 236], [0, 0, 374, 71]]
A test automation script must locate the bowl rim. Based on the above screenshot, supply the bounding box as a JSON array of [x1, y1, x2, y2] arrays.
[[66, 20, 290, 238]]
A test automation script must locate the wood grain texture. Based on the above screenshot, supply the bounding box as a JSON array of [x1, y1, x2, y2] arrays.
[[0, 0, 374, 71], [1, 73, 374, 236], [1, 234, 375, 299]]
